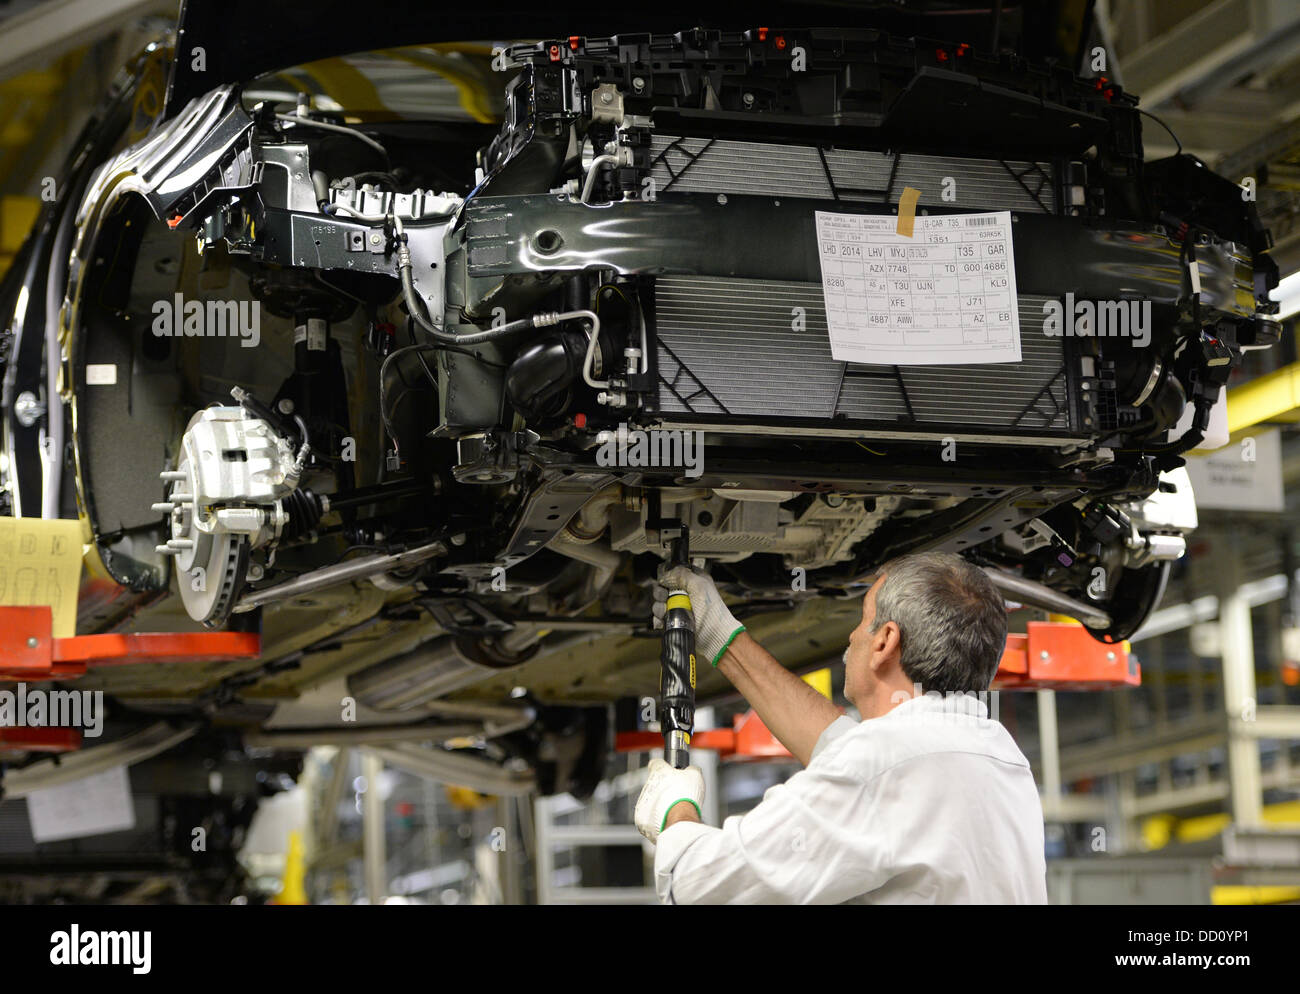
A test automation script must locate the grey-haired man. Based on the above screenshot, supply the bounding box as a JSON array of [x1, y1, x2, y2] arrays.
[[634, 551, 1048, 904]]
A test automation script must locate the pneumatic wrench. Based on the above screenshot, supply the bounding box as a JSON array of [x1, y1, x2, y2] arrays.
[[659, 530, 696, 770]]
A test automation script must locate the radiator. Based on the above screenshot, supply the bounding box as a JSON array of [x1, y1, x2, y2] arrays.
[[649, 136, 1057, 214], [652, 276, 1079, 443]]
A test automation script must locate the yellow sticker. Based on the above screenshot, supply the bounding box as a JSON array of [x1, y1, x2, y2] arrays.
[[0, 517, 84, 637], [689, 653, 696, 688]]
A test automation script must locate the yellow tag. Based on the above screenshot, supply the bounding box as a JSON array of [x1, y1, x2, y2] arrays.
[[689, 653, 696, 688], [0, 517, 83, 637]]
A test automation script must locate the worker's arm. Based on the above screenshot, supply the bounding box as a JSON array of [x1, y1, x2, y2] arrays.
[[659, 567, 840, 766], [716, 632, 841, 767]]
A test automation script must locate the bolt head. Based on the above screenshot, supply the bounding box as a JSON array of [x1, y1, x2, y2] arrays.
[[1039, 650, 1050, 660], [27, 637, 38, 648], [14, 391, 43, 428]]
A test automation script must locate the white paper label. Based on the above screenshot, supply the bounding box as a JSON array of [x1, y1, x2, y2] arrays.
[[295, 319, 327, 350], [307, 317, 327, 351], [85, 364, 117, 385], [1184, 428, 1284, 513], [26, 764, 136, 843], [815, 210, 1022, 365]]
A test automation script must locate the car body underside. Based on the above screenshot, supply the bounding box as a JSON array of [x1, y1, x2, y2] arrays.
[[0, 4, 1280, 800]]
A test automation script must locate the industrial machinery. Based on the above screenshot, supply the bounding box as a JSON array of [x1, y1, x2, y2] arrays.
[[0, 6, 1279, 808]]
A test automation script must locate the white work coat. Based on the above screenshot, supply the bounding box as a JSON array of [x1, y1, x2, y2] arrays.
[[655, 693, 1048, 904]]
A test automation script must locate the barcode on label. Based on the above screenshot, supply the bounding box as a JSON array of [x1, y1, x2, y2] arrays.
[[964, 216, 1000, 226]]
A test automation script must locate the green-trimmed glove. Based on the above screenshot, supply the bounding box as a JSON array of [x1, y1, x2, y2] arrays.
[[655, 565, 745, 668], [634, 757, 705, 843]]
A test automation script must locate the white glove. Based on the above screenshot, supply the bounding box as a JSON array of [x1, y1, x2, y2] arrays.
[[634, 757, 705, 843], [655, 565, 745, 668]]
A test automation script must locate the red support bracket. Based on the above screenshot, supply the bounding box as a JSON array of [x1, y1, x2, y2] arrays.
[[993, 621, 1138, 690], [0, 727, 83, 754], [0, 606, 261, 681]]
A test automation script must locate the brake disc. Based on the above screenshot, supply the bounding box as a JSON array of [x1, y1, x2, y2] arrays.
[[164, 452, 250, 628]]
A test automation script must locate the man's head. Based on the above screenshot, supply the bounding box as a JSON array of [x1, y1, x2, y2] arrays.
[[843, 551, 1007, 717]]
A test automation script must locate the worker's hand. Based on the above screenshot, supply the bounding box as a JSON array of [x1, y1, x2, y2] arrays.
[[634, 756, 705, 843], [654, 565, 746, 667]]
